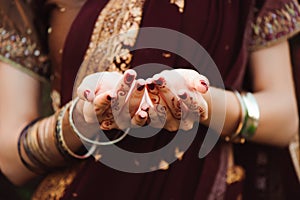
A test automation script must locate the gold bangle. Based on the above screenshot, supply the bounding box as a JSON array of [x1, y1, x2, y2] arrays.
[[27, 122, 54, 167], [23, 122, 50, 173], [225, 91, 246, 143], [56, 102, 94, 159]]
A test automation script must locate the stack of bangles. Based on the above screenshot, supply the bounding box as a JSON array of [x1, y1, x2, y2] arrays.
[[225, 91, 260, 144], [17, 97, 130, 174]]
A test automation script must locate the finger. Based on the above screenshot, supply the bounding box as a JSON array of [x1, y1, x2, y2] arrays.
[[148, 104, 166, 129], [77, 72, 123, 101], [193, 76, 209, 93], [131, 110, 148, 128], [146, 78, 159, 95], [152, 75, 182, 120], [175, 69, 209, 93], [128, 79, 146, 116], [110, 70, 137, 129], [77, 72, 104, 102], [100, 119, 120, 130], [178, 90, 208, 121], [97, 108, 114, 125], [111, 69, 137, 113], [93, 90, 113, 116], [83, 101, 98, 123], [179, 115, 195, 131]]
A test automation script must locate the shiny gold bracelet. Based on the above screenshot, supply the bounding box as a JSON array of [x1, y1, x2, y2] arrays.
[[55, 101, 94, 159], [225, 91, 246, 144], [18, 119, 45, 174], [38, 116, 64, 166], [27, 123, 52, 167]]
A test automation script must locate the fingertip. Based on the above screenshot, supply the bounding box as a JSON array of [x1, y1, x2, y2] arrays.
[[178, 90, 188, 100], [124, 69, 137, 84], [136, 79, 146, 92], [138, 110, 148, 119]]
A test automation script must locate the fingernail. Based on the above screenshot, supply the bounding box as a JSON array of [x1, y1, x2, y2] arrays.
[[125, 73, 134, 83], [147, 83, 155, 90], [137, 83, 145, 91], [106, 95, 112, 101], [139, 112, 147, 119], [200, 80, 208, 92], [141, 104, 150, 112], [154, 77, 165, 86], [84, 90, 90, 100], [178, 92, 187, 100]]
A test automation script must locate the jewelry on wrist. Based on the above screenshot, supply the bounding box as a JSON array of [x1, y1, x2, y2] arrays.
[[225, 91, 260, 144], [240, 92, 260, 139]]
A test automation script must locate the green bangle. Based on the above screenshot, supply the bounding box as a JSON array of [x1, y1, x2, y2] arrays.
[[240, 92, 260, 139]]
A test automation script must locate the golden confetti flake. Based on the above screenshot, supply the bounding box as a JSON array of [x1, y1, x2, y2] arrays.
[[175, 147, 184, 161], [150, 166, 157, 171], [134, 160, 140, 166], [94, 154, 102, 161], [159, 160, 169, 170], [170, 0, 185, 13], [162, 52, 171, 58]]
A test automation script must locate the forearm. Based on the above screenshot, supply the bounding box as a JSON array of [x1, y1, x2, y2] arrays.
[[0, 63, 41, 184], [202, 86, 298, 147]]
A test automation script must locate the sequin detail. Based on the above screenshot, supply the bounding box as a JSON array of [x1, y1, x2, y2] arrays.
[[32, 165, 80, 200], [73, 0, 146, 93], [0, 27, 50, 80], [250, 1, 300, 50]]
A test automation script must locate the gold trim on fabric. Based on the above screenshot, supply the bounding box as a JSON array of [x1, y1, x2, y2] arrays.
[[250, 0, 300, 51], [73, 0, 146, 96], [32, 165, 81, 200], [51, 90, 61, 112], [289, 133, 300, 182], [170, 0, 185, 13], [226, 144, 245, 185]]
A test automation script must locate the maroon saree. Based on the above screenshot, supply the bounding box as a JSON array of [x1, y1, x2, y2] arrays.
[[33, 0, 300, 199]]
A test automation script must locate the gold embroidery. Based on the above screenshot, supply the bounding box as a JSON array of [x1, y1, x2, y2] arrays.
[[51, 90, 61, 112], [175, 147, 184, 161], [0, 0, 50, 81], [226, 165, 245, 185], [289, 133, 300, 182], [0, 27, 50, 81], [170, 0, 185, 13], [73, 0, 146, 95], [32, 165, 80, 200], [158, 160, 169, 170], [226, 144, 245, 185], [250, 0, 300, 50]]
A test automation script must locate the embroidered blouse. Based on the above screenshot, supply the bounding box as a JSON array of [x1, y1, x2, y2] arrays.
[[0, 0, 50, 81]]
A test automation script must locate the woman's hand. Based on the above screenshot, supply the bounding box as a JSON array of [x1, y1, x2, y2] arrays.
[[77, 69, 148, 130], [77, 69, 209, 132], [144, 69, 209, 131]]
